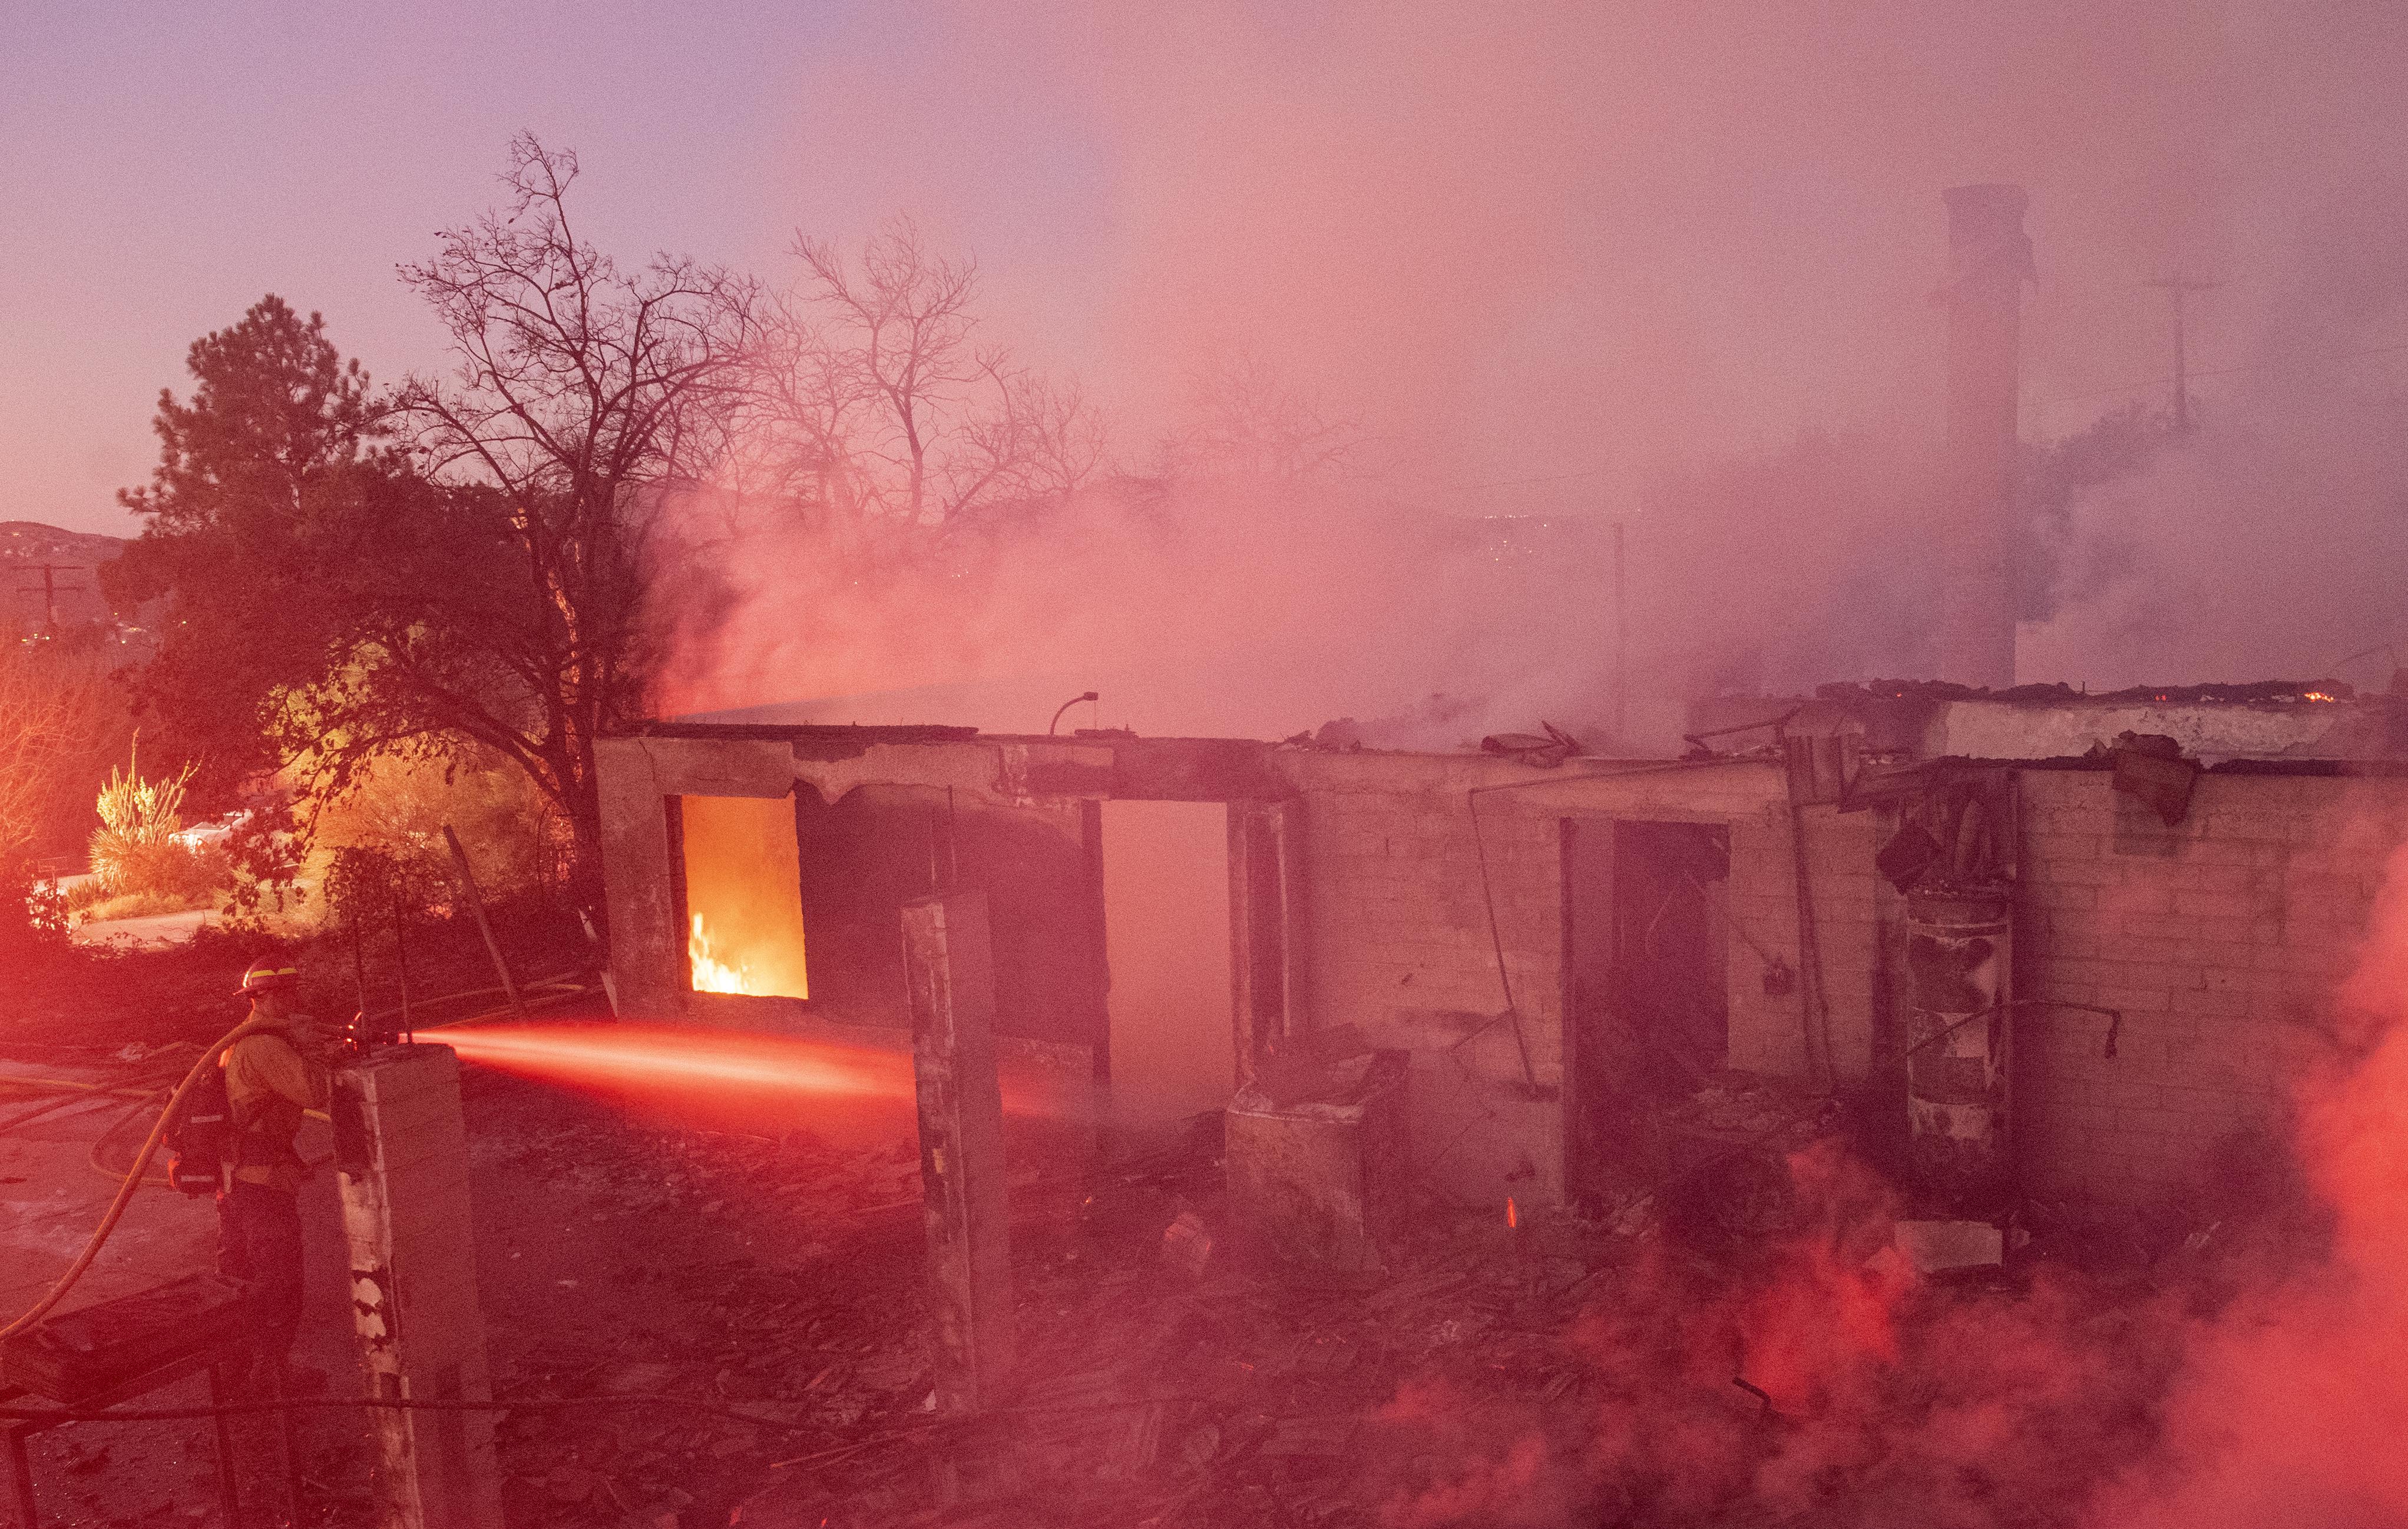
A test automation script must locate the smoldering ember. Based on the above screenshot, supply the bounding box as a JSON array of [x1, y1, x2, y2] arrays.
[[8, 9, 2408, 1529]]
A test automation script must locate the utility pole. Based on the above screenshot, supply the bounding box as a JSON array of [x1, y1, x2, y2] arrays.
[[2145, 276, 2220, 432], [13, 564, 85, 636], [1611, 519, 1628, 749]]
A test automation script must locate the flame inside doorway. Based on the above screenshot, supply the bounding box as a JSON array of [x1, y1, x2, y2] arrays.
[[689, 914, 754, 994], [680, 794, 811, 999]]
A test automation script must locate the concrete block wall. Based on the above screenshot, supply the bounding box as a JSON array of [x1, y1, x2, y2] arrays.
[[1288, 764, 1564, 1207], [1272, 753, 1866, 1207], [1721, 806, 1885, 1083], [2013, 770, 2408, 1203], [1302, 771, 1566, 1069], [333, 1044, 504, 1529]]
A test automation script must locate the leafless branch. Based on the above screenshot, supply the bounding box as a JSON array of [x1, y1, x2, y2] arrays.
[[388, 133, 762, 889], [747, 215, 1104, 535], [1160, 352, 1365, 483]]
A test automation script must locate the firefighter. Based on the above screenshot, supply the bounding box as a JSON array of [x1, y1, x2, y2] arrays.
[[221, 957, 330, 1390]]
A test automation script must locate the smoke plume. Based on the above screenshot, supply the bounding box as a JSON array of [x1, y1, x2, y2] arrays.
[[661, 2, 2408, 732]]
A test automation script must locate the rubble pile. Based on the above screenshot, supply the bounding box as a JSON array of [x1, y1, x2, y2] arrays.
[[733, 1209, 1618, 1527], [446, 1070, 1628, 1529]]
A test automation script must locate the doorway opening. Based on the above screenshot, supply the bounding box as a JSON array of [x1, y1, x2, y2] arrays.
[[1563, 818, 1730, 1206], [1098, 800, 1235, 1123]]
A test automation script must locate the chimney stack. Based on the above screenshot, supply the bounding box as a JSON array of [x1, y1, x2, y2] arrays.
[[1937, 184, 2031, 689]]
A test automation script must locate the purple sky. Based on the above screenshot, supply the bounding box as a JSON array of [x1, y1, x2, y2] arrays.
[[9, 1, 2407, 572], [2, 1, 1119, 535]]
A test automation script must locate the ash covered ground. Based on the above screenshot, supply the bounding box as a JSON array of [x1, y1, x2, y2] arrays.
[[0, 936, 2318, 1528]]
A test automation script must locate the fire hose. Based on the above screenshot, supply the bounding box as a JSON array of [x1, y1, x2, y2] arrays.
[[0, 1389, 1202, 1472], [0, 975, 605, 1342], [0, 1016, 275, 1343], [5, 1047, 326, 1191], [0, 1391, 816, 1434]]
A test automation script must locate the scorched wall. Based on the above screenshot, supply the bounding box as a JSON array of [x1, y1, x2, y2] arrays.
[[1267, 752, 1884, 1209], [2012, 767, 2408, 1203], [594, 726, 2408, 1218]]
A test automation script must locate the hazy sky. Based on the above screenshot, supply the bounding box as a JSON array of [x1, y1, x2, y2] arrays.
[[8, 1, 2406, 561], [2, 0, 1108, 534]]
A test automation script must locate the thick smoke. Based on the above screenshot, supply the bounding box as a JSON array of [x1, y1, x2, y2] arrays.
[[660, 478, 1619, 746], [2016, 3, 2408, 691], [668, 1, 2408, 730], [2020, 385, 2408, 693], [2083, 834, 2408, 1525]]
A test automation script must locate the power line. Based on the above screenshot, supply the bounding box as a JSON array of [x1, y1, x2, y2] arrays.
[[2033, 338, 2408, 411]]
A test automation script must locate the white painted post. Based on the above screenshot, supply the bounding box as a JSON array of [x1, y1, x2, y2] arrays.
[[330, 1044, 504, 1529]]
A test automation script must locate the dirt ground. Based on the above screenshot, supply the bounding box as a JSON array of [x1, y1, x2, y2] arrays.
[[1, 932, 2242, 1528], [0, 1028, 1604, 1529]]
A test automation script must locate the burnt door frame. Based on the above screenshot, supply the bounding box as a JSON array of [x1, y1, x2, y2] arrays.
[[1611, 818, 1733, 1091], [1560, 813, 1734, 1209], [1228, 799, 1308, 1090], [664, 793, 690, 1010], [1560, 816, 1616, 1210]]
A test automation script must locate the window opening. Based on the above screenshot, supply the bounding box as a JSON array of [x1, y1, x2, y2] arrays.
[[678, 795, 810, 999]]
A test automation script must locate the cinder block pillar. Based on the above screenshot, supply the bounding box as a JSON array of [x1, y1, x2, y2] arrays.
[[1229, 799, 1308, 1090], [901, 890, 1014, 1412], [330, 1044, 504, 1529]]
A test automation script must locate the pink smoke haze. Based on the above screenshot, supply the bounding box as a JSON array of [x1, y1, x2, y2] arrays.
[[2085, 838, 2408, 1525], [19, 6, 2408, 723], [656, 2, 2408, 739]]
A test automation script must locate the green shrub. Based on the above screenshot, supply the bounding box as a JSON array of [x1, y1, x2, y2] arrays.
[[24, 878, 68, 942], [77, 739, 232, 919], [67, 842, 229, 919], [75, 889, 194, 923], [0, 861, 71, 953]]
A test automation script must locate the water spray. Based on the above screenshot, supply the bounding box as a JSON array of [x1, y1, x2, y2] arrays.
[[436, 1022, 916, 1105]]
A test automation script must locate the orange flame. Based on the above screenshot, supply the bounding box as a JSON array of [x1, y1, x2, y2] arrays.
[[1506, 1196, 1519, 1230], [679, 795, 809, 999], [689, 914, 755, 995]]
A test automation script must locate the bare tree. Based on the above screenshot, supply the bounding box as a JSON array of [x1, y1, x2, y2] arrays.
[[0, 642, 122, 872], [1158, 352, 1364, 483], [752, 217, 1105, 532], [0, 661, 80, 868], [946, 367, 1109, 519], [393, 134, 760, 904]]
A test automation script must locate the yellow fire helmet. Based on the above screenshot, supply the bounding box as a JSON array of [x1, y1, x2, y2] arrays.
[[235, 959, 300, 998]]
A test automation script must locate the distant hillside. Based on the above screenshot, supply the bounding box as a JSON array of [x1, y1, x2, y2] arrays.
[[1, 521, 127, 630]]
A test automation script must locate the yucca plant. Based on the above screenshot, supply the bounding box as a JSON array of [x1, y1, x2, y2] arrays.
[[88, 737, 200, 896]]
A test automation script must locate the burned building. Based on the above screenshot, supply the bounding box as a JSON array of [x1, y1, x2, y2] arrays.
[[593, 680, 2408, 1218]]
